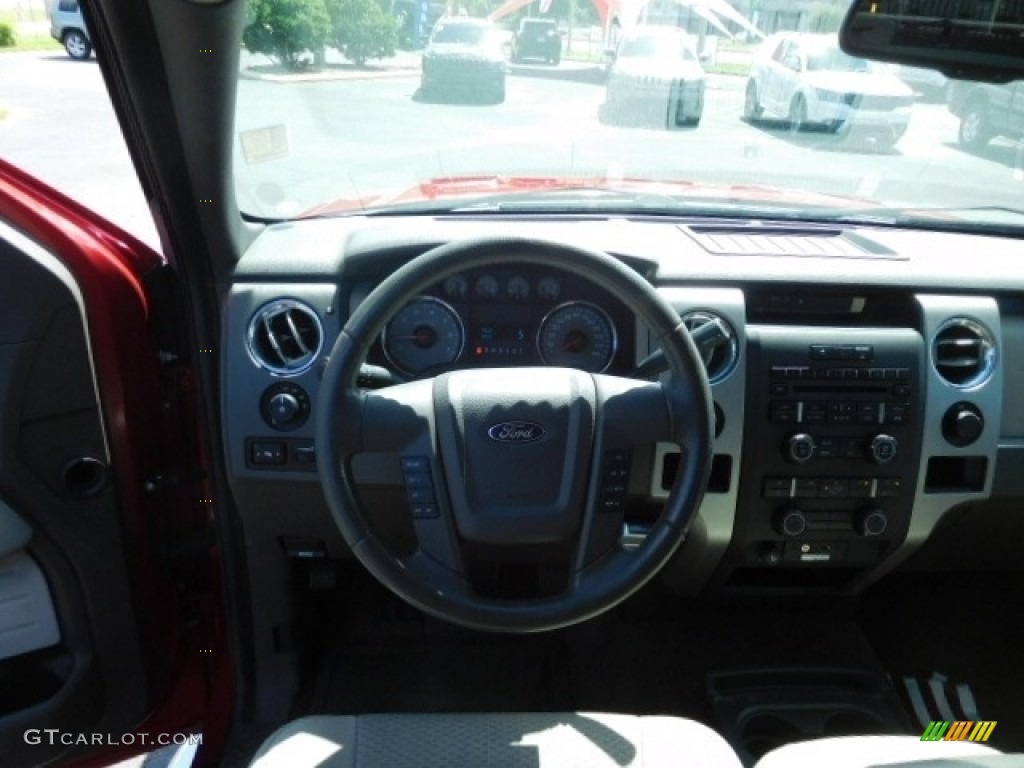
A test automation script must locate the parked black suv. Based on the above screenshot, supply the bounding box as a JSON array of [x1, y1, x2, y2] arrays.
[[512, 18, 561, 65], [947, 80, 1024, 150]]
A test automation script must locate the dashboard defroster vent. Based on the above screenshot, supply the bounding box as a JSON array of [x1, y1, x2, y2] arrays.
[[682, 310, 738, 383], [247, 299, 324, 376], [932, 318, 996, 389], [681, 224, 901, 260]]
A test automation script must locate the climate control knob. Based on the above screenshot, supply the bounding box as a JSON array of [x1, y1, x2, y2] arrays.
[[868, 434, 898, 464], [775, 508, 807, 537], [857, 508, 888, 537], [785, 433, 816, 464]]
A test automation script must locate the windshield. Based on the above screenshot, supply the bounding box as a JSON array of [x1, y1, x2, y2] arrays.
[[233, 2, 1024, 229]]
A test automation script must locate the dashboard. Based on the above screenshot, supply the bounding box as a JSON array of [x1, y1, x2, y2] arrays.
[[221, 215, 1024, 596]]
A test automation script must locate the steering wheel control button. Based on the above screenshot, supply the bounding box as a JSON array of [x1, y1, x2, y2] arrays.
[[251, 441, 286, 466], [599, 450, 632, 513], [400, 456, 430, 473], [785, 433, 816, 463], [406, 485, 435, 505], [868, 434, 898, 464], [401, 455, 438, 516], [260, 383, 311, 431]]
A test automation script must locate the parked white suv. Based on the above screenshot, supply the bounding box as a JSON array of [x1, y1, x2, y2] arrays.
[[48, 0, 92, 60], [744, 32, 913, 148]]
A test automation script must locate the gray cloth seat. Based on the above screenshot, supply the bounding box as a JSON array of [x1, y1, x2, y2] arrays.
[[249, 712, 745, 767], [754, 735, 1011, 768]]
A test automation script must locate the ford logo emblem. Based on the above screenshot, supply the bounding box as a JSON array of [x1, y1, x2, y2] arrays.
[[487, 421, 546, 444]]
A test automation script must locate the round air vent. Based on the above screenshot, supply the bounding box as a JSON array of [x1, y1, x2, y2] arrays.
[[247, 299, 324, 376], [682, 310, 739, 384], [931, 318, 996, 389]]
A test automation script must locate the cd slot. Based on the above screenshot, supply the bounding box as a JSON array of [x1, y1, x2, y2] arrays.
[[791, 384, 888, 394]]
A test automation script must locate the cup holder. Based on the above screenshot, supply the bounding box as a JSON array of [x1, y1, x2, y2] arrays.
[[709, 668, 913, 763], [740, 713, 805, 758]]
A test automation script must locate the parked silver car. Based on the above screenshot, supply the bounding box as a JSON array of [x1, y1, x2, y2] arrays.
[[744, 32, 913, 147], [48, 0, 91, 60], [603, 25, 706, 129], [420, 17, 507, 104]]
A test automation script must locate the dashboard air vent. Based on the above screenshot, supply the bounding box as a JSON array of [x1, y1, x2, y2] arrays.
[[682, 311, 738, 383], [932, 319, 996, 389], [247, 299, 324, 376]]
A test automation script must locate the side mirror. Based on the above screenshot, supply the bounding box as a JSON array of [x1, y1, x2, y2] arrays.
[[783, 54, 801, 72]]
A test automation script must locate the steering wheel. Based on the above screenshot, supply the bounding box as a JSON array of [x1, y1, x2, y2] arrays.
[[316, 237, 713, 632]]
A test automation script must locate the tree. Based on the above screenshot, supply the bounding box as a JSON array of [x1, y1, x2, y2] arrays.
[[243, 0, 332, 70], [809, 0, 848, 32], [328, 0, 399, 67]]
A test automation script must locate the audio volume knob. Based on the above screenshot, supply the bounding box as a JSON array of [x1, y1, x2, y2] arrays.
[[868, 434, 898, 464], [785, 433, 816, 464], [857, 508, 888, 537], [775, 508, 807, 537]]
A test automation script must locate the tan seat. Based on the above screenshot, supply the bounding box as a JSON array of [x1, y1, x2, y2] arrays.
[[250, 712, 744, 768], [753, 735, 1011, 768]]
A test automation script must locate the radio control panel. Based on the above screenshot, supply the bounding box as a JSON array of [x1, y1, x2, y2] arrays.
[[727, 327, 925, 572]]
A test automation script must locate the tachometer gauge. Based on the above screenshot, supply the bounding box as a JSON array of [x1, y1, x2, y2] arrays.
[[383, 297, 464, 375], [537, 301, 617, 372]]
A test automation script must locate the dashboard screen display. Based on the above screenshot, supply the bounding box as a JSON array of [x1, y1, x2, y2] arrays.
[[471, 322, 533, 362]]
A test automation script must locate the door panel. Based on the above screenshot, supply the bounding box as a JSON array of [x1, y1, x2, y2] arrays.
[[0, 159, 214, 766]]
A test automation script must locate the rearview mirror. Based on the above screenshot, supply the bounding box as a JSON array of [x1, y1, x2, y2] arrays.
[[839, 0, 1024, 83]]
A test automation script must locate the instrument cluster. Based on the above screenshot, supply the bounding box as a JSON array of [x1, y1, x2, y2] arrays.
[[376, 266, 629, 377]]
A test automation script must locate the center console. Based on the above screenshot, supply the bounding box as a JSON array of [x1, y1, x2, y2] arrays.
[[735, 327, 925, 574], [687, 292, 1003, 593]]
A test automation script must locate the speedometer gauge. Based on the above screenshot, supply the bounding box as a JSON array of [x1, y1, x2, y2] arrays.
[[537, 301, 617, 372], [383, 297, 464, 375]]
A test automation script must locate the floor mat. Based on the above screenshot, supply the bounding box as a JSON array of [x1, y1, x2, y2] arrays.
[[312, 635, 575, 714], [307, 565, 909, 756], [859, 571, 1024, 751]]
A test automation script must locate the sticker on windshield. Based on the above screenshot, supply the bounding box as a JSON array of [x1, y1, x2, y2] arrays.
[[239, 124, 289, 164]]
